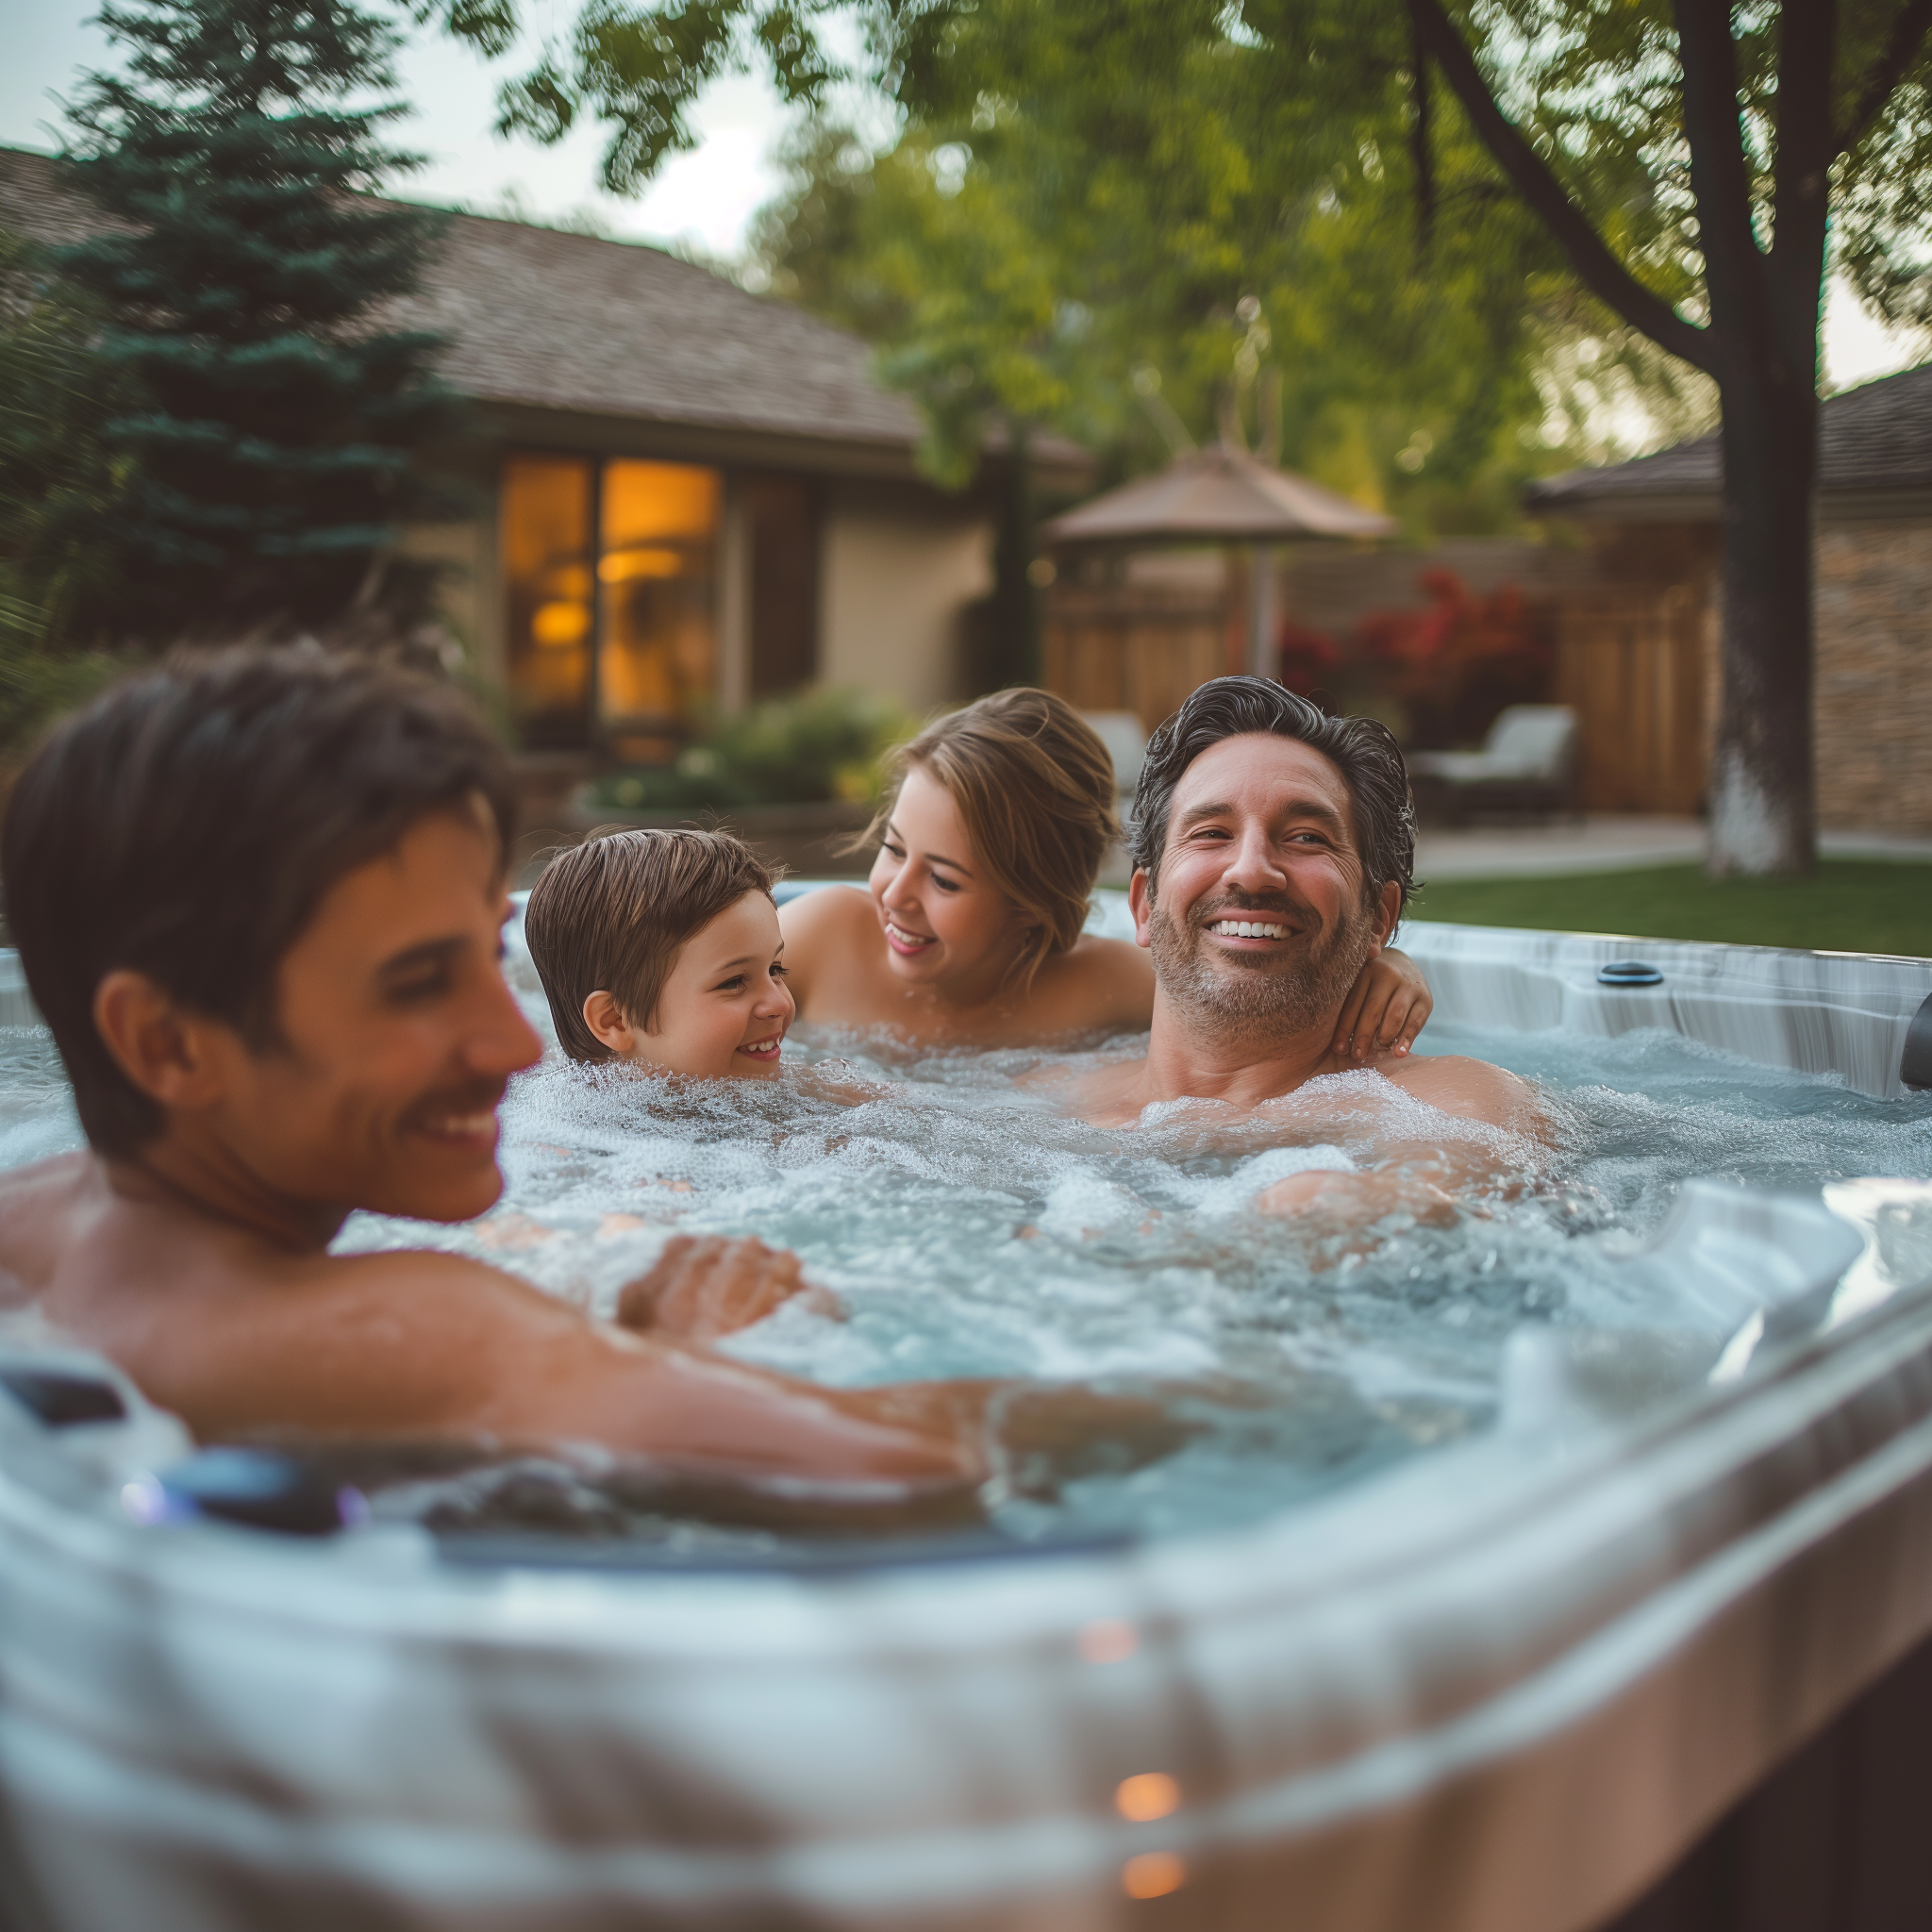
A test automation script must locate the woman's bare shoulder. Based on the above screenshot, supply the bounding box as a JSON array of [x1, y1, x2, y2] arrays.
[[778, 883, 874, 942], [1035, 933, 1154, 1025]]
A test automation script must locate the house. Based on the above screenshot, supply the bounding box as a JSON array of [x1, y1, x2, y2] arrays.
[[1525, 363, 1932, 828], [0, 144, 1090, 761]]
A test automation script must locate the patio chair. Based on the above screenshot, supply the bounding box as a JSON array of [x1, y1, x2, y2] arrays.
[[1407, 704, 1578, 824]]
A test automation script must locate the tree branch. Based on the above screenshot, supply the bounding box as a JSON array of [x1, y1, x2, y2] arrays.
[[1837, 0, 1932, 156], [1675, 0, 1773, 365], [1769, 0, 1836, 382], [1407, 0, 1713, 373], [1407, 0, 1436, 258]]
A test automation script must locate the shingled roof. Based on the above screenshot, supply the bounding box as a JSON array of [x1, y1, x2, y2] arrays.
[[1527, 358, 1932, 517], [0, 144, 1087, 478]]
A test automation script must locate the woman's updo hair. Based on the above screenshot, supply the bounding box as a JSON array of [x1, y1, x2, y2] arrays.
[[866, 689, 1120, 990]]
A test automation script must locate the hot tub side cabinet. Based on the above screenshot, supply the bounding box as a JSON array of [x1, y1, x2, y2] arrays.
[[1598, 1630, 1932, 1932]]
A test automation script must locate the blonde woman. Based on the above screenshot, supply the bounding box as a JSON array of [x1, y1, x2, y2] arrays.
[[781, 689, 1432, 1052]]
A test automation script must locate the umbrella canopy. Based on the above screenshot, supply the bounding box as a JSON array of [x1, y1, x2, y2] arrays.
[[1042, 442, 1397, 546]]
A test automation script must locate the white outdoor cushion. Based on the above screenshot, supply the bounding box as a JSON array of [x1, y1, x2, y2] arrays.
[[1410, 705, 1575, 784]]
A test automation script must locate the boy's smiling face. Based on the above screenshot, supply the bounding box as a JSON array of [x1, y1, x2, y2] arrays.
[[585, 891, 793, 1080]]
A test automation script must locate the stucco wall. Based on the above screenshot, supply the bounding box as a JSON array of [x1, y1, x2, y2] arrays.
[[818, 482, 994, 713], [1815, 520, 1932, 833]]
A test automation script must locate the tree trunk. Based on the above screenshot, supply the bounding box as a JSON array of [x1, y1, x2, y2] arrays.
[[1674, 0, 1830, 875], [1707, 359, 1819, 874], [990, 414, 1041, 689]]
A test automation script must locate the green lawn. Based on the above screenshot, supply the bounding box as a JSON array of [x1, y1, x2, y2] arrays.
[[1407, 859, 1932, 958]]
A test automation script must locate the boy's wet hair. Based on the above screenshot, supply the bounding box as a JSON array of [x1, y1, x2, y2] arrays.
[[860, 689, 1119, 991], [2, 649, 517, 1158], [525, 828, 778, 1062]]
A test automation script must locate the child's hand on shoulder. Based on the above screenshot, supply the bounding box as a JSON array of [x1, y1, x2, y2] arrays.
[[1331, 946, 1432, 1061]]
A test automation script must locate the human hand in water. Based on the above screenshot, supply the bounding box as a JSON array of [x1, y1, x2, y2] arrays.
[[1253, 1165, 1457, 1228], [1332, 946, 1432, 1061], [616, 1235, 822, 1340]]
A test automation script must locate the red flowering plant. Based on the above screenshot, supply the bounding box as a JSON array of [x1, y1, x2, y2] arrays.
[[1275, 620, 1343, 699], [1350, 569, 1552, 746]]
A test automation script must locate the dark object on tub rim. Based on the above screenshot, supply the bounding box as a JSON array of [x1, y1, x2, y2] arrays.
[[0, 1367, 127, 1428], [1905, 991, 1932, 1091], [1599, 960, 1666, 988]]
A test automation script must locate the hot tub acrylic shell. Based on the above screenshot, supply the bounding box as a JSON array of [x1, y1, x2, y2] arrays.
[[0, 918, 1929, 1932]]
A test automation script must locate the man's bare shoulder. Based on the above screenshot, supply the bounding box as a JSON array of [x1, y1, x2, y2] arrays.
[[0, 1151, 97, 1214], [1377, 1053, 1542, 1133], [0, 1154, 105, 1302], [99, 1239, 599, 1442], [1053, 1054, 1148, 1125]]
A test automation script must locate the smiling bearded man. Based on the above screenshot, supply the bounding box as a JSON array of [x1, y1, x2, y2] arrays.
[[1066, 676, 1542, 1219], [1142, 824, 1386, 1048]]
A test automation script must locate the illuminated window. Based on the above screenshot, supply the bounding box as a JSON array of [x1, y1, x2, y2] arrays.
[[501, 455, 723, 749], [599, 460, 720, 731], [501, 456, 594, 748]]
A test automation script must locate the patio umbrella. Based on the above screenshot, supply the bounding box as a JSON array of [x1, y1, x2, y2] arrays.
[[1042, 442, 1398, 678]]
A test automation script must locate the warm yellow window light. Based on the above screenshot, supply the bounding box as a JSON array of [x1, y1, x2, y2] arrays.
[[532, 600, 591, 647], [598, 546, 687, 584], [602, 461, 719, 546]]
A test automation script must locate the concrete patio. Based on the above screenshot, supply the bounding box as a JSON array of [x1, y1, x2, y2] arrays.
[[1414, 816, 1932, 880]]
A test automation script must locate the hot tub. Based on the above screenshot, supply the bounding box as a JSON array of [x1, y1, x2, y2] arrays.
[[1, 907, 1929, 1932]]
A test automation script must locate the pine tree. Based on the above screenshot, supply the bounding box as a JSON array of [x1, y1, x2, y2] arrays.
[[57, 0, 459, 643]]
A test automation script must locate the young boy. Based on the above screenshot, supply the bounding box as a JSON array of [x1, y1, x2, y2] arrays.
[[525, 829, 794, 1078]]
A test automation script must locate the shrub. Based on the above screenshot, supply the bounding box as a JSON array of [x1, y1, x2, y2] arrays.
[[586, 687, 919, 811], [1352, 569, 1552, 746]]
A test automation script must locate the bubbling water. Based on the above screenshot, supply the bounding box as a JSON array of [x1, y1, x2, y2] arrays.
[[331, 988, 1932, 1545], [1, 970, 1927, 1549]]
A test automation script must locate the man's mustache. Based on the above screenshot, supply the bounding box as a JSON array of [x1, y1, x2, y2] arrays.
[[401, 1076, 510, 1124]]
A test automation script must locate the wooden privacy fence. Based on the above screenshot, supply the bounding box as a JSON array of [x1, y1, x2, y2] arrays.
[[1553, 584, 1711, 814], [1045, 564, 1715, 818], [1041, 584, 1234, 737]]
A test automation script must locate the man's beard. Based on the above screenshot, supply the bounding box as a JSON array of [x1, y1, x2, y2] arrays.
[[1147, 887, 1377, 1048]]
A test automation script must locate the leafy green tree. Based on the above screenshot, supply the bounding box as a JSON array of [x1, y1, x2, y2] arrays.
[[741, 32, 1649, 545], [1322, 0, 1932, 871], [0, 232, 125, 647], [0, 232, 134, 747], [443, 0, 1932, 871], [57, 0, 462, 643]]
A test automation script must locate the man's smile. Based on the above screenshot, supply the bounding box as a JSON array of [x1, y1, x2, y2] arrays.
[[404, 1080, 508, 1149], [1192, 896, 1314, 952], [1207, 918, 1292, 941]]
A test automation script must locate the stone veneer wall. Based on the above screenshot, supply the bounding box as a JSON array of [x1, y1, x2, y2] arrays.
[[1814, 520, 1932, 833]]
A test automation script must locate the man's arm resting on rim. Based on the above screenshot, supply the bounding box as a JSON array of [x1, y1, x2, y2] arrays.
[[138, 1243, 980, 1494]]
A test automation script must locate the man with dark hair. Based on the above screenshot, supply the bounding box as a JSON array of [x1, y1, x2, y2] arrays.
[[0, 651, 991, 1495], [1071, 676, 1540, 1215]]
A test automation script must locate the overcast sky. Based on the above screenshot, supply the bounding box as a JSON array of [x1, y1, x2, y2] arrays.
[[0, 0, 800, 257], [1, 0, 1921, 389]]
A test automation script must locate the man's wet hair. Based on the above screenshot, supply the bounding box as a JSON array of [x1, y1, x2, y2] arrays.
[[3, 649, 517, 1158], [524, 828, 778, 1062], [1128, 675, 1415, 915]]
